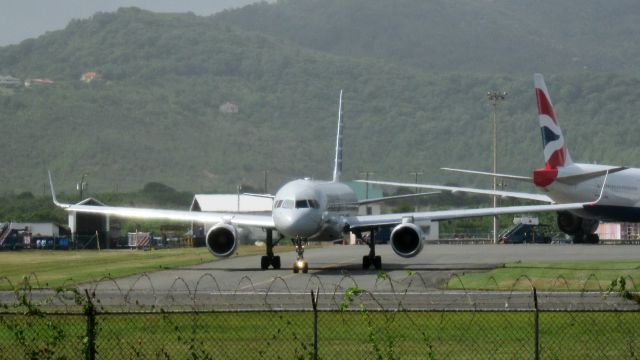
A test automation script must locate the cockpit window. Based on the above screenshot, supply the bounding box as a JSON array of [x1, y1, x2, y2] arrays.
[[295, 200, 309, 208], [308, 200, 319, 209], [274, 200, 283, 209], [281, 200, 294, 209]]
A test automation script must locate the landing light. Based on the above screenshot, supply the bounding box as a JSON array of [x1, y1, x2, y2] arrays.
[[296, 260, 305, 268]]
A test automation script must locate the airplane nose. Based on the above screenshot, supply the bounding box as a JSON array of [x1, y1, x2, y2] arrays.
[[274, 210, 321, 238]]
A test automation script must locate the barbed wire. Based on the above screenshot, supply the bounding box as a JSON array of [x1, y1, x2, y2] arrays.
[[0, 271, 638, 313]]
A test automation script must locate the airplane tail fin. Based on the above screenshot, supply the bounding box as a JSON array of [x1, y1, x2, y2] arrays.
[[533, 74, 573, 187], [332, 90, 344, 183], [534, 73, 573, 168]]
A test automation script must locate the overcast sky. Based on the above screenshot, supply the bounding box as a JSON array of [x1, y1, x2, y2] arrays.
[[0, 0, 264, 46]]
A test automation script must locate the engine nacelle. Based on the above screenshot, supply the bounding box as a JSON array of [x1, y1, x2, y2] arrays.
[[206, 223, 238, 257], [557, 211, 582, 235], [390, 223, 424, 258], [557, 212, 599, 235]]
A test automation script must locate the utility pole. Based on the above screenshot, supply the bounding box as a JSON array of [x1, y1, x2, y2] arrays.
[[487, 91, 507, 244], [409, 171, 423, 211]]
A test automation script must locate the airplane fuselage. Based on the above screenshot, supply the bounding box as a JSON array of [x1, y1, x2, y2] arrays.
[[272, 178, 358, 241], [541, 163, 640, 221]]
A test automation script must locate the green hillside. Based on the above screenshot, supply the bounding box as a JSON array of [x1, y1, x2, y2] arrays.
[[1, 8, 639, 196], [215, 0, 640, 75]]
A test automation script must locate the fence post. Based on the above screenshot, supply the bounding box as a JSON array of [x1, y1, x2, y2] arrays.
[[84, 289, 96, 360], [310, 288, 319, 360], [533, 287, 539, 360]]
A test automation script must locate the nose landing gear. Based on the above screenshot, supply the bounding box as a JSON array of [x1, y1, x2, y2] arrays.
[[292, 236, 309, 273]]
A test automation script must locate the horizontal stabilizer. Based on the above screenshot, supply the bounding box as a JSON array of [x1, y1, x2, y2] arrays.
[[242, 192, 276, 200], [441, 168, 531, 182], [356, 192, 440, 205], [556, 166, 627, 185]]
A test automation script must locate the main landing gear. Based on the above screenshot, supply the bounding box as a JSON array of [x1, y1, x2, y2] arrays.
[[362, 229, 382, 270], [260, 229, 281, 270], [292, 236, 309, 274]]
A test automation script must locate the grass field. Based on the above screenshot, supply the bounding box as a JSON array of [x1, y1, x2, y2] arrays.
[[445, 260, 640, 291], [0, 245, 288, 290], [1, 310, 638, 359]]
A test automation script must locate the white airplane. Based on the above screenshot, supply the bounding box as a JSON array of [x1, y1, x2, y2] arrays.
[[360, 74, 628, 244], [50, 90, 599, 272]]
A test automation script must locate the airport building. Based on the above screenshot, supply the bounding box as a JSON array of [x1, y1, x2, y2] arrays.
[[0, 221, 70, 249]]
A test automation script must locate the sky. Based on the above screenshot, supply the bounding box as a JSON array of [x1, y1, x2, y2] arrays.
[[0, 0, 264, 46]]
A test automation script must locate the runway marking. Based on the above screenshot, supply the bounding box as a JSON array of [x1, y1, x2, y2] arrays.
[[237, 257, 360, 291]]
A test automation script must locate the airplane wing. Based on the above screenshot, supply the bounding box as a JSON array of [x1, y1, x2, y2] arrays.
[[49, 173, 275, 228], [442, 166, 628, 185], [356, 180, 553, 203], [346, 201, 592, 229], [351, 170, 610, 229]]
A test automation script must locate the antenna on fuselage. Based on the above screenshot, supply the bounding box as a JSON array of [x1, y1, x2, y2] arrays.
[[332, 90, 344, 183]]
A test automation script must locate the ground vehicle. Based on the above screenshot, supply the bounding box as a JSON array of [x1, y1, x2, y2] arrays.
[[499, 223, 551, 244]]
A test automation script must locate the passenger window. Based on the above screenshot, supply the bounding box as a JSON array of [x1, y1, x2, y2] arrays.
[[296, 200, 309, 208]]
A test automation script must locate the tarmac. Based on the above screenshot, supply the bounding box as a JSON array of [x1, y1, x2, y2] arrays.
[[3, 244, 640, 311]]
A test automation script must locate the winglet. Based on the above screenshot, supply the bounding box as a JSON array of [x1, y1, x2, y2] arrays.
[[48, 171, 70, 208], [332, 90, 344, 183], [589, 170, 609, 206]]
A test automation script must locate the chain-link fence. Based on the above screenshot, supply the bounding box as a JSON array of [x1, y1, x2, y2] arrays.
[[0, 287, 639, 359]]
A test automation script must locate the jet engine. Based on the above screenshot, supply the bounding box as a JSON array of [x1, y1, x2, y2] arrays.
[[557, 211, 600, 243], [557, 212, 599, 235], [390, 223, 424, 258], [206, 223, 238, 257], [557, 211, 582, 235]]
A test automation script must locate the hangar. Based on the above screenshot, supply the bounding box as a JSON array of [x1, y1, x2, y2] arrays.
[[67, 198, 110, 249]]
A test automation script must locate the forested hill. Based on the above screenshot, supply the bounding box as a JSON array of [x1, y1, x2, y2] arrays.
[[1, 8, 640, 195], [215, 0, 640, 75]]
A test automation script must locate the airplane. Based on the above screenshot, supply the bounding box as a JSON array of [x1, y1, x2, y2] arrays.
[[49, 90, 600, 273], [358, 74, 630, 244]]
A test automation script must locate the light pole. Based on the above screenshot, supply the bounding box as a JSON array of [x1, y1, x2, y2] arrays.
[[360, 171, 375, 199], [409, 170, 423, 211], [77, 173, 88, 201], [263, 170, 269, 194], [487, 91, 507, 244]]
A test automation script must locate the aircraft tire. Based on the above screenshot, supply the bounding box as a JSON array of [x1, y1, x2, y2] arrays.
[[585, 234, 600, 244], [272, 256, 281, 269], [362, 256, 371, 269], [573, 233, 584, 244], [302, 262, 309, 274], [293, 265, 299, 274], [373, 256, 382, 270], [260, 256, 269, 270]]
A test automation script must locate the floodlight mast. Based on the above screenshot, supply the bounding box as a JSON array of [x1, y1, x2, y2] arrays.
[[487, 91, 507, 244]]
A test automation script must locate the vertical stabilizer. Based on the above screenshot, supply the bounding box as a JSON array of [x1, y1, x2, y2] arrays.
[[332, 90, 344, 182], [534, 73, 573, 168]]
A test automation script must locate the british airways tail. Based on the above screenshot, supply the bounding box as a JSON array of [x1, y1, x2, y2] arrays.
[[332, 90, 344, 183], [533, 74, 573, 187], [534, 73, 573, 169]]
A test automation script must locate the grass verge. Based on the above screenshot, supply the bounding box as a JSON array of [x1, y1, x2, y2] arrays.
[[0, 245, 295, 290], [445, 260, 640, 291], [1, 311, 638, 359]]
